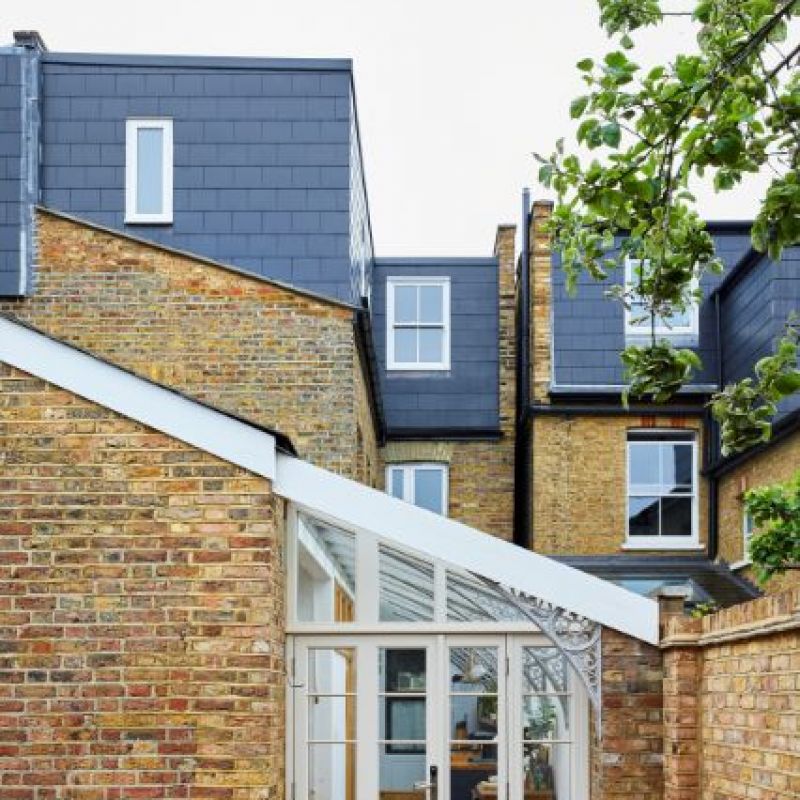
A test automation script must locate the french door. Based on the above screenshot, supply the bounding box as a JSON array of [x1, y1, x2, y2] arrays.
[[289, 634, 585, 800]]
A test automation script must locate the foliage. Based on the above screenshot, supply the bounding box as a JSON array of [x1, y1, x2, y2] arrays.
[[537, 0, 800, 427], [745, 470, 800, 582], [710, 321, 800, 455], [690, 600, 719, 618]]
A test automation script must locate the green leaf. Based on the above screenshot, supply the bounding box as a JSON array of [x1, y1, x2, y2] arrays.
[[774, 371, 800, 396], [577, 58, 594, 72], [538, 163, 555, 187], [601, 122, 621, 148], [620, 33, 634, 50], [570, 95, 590, 119]]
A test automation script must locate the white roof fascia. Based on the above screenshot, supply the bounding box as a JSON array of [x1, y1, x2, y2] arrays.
[[275, 453, 660, 644], [0, 317, 276, 480]]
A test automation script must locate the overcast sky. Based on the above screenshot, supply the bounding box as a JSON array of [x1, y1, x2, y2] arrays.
[[5, 1, 767, 256]]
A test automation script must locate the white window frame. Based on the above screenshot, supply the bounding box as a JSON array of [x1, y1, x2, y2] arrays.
[[386, 276, 451, 371], [623, 257, 699, 337], [732, 508, 756, 570], [624, 430, 701, 551], [386, 462, 449, 517], [125, 118, 173, 224]]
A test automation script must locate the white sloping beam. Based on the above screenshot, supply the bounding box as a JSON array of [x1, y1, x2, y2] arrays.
[[0, 317, 276, 480], [275, 453, 659, 644]]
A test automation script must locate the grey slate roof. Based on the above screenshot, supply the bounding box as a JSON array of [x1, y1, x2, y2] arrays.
[[373, 258, 501, 434]]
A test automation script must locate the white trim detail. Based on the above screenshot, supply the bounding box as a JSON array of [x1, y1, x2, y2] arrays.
[[0, 317, 275, 480], [624, 257, 699, 338], [386, 276, 451, 371], [125, 118, 173, 224], [275, 453, 659, 644]]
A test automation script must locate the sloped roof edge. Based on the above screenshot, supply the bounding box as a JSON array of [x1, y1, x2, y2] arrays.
[[274, 453, 660, 644]]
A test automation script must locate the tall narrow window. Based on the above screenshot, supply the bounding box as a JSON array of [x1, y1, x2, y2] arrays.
[[624, 258, 698, 337], [125, 119, 173, 224], [386, 463, 448, 516], [387, 277, 450, 370], [627, 431, 698, 548]]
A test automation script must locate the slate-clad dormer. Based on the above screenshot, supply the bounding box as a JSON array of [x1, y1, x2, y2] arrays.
[[0, 32, 373, 304]]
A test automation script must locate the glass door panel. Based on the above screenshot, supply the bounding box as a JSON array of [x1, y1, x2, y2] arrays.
[[447, 642, 505, 800], [379, 647, 429, 800]]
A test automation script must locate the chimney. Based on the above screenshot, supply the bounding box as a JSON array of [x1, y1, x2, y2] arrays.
[[13, 31, 47, 51]]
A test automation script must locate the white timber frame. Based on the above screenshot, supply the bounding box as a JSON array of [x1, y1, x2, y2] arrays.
[[125, 117, 174, 224]]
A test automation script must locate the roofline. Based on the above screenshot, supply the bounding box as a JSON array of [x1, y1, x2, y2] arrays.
[[0, 315, 289, 475], [35, 206, 359, 313], [375, 257, 498, 267], [274, 452, 660, 644], [40, 51, 352, 72]]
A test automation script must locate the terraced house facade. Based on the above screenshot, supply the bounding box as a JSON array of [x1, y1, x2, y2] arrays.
[[0, 30, 798, 800]]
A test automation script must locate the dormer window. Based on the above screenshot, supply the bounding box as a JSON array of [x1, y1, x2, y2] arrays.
[[125, 119, 173, 224], [624, 258, 698, 337], [386, 277, 450, 370]]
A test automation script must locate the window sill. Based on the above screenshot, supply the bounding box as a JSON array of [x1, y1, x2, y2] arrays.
[[730, 559, 752, 571], [387, 364, 451, 373], [621, 541, 706, 552], [124, 217, 174, 225]]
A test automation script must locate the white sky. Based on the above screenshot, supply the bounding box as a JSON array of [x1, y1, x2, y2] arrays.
[[4, 0, 767, 256]]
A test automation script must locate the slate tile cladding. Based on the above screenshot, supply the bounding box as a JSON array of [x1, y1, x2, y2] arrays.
[[550, 227, 753, 390], [372, 257, 500, 432], [0, 51, 25, 295], [718, 244, 800, 420], [36, 50, 367, 303]]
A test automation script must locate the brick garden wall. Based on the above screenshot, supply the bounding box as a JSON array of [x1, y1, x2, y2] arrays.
[[0, 363, 285, 799], [662, 589, 800, 800], [0, 209, 379, 483]]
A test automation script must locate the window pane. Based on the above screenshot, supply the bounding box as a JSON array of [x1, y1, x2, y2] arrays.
[[394, 285, 417, 323], [522, 695, 569, 741], [661, 496, 693, 536], [136, 127, 164, 214], [298, 521, 356, 622], [380, 750, 426, 792], [450, 743, 498, 800], [389, 468, 404, 499], [381, 648, 427, 693], [418, 328, 444, 364], [662, 443, 693, 492], [628, 299, 650, 328], [308, 648, 355, 694], [379, 544, 435, 622], [446, 570, 528, 623], [628, 496, 659, 536], [309, 695, 356, 741], [522, 647, 568, 693], [629, 443, 660, 489], [521, 743, 571, 797], [309, 743, 356, 800], [414, 468, 444, 514], [450, 647, 498, 694], [394, 328, 417, 363], [660, 305, 692, 329], [419, 285, 444, 323]]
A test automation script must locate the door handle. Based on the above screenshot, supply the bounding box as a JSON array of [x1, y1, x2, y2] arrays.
[[415, 766, 438, 800]]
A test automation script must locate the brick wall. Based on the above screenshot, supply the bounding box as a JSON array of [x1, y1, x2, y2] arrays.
[[0, 362, 285, 799], [532, 414, 707, 555], [379, 225, 517, 539], [661, 589, 800, 800], [592, 628, 664, 800], [0, 209, 380, 483], [718, 429, 800, 593]]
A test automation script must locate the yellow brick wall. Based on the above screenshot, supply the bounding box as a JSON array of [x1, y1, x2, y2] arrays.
[[532, 414, 708, 555], [0, 362, 285, 799], [1, 209, 380, 483], [718, 429, 800, 593], [662, 589, 800, 800]]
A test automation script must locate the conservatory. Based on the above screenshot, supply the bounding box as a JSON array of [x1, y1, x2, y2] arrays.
[[277, 456, 659, 800]]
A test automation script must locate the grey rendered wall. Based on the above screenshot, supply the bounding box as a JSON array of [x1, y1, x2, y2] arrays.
[[720, 245, 800, 419], [551, 231, 753, 389], [372, 258, 500, 432], [40, 55, 355, 302], [0, 51, 23, 295]]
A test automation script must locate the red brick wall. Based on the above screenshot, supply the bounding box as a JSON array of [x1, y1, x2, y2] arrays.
[[0, 363, 285, 799], [593, 629, 664, 800]]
